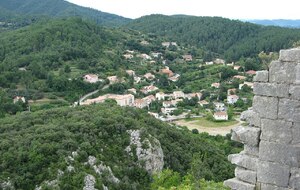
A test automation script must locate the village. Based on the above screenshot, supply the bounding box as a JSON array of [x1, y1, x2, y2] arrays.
[[77, 40, 256, 124]]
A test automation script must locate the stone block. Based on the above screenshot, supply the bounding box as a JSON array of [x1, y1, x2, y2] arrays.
[[259, 141, 300, 167], [224, 178, 255, 190], [231, 126, 261, 146], [235, 167, 256, 184], [253, 83, 289, 98], [257, 160, 290, 187], [253, 96, 278, 119], [292, 122, 300, 144], [228, 153, 258, 171], [296, 63, 300, 84], [253, 70, 269, 82], [289, 85, 300, 100], [279, 48, 300, 62], [240, 109, 261, 127], [278, 98, 300, 122], [269, 61, 298, 84], [260, 119, 292, 144], [260, 183, 291, 190], [242, 145, 259, 157], [289, 167, 300, 189]]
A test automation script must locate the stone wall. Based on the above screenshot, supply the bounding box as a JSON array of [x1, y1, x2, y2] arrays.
[[224, 48, 300, 190]]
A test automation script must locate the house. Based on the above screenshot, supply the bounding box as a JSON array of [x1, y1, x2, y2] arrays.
[[128, 88, 137, 94], [173, 91, 185, 99], [205, 61, 214, 65], [160, 67, 174, 77], [227, 62, 234, 66], [13, 96, 26, 104], [134, 76, 141, 84], [18, 67, 27, 71], [107, 76, 119, 84], [156, 92, 166, 101], [233, 66, 241, 70], [214, 102, 225, 111], [182, 55, 193, 61], [239, 82, 254, 89], [126, 50, 134, 54], [227, 95, 239, 104], [198, 100, 209, 107], [163, 101, 172, 108], [233, 75, 246, 80], [140, 40, 149, 45], [214, 111, 228, 121], [144, 73, 155, 80], [246, 70, 257, 75], [134, 99, 148, 109], [185, 93, 202, 100], [123, 54, 133, 59], [82, 94, 134, 107], [211, 82, 220, 88], [151, 52, 162, 58], [139, 54, 151, 60], [214, 58, 225, 64], [168, 74, 180, 82], [84, 74, 99, 83], [143, 95, 156, 104], [140, 85, 159, 94], [161, 107, 177, 115], [227, 88, 237, 95], [162, 42, 177, 47], [126, 70, 135, 76]]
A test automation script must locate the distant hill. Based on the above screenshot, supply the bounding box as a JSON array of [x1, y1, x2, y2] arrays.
[[126, 14, 300, 61], [247, 19, 300, 28], [0, 0, 131, 27]]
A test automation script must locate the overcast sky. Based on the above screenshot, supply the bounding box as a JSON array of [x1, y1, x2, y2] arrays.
[[66, 0, 300, 20]]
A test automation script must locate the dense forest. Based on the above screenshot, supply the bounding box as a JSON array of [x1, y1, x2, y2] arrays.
[[0, 102, 240, 189], [126, 14, 300, 61], [0, 0, 130, 27]]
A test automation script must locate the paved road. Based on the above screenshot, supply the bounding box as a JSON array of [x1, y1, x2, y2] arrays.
[[77, 84, 109, 105]]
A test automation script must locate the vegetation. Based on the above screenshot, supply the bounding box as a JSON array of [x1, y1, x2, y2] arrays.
[[183, 117, 239, 128], [127, 14, 300, 61], [0, 103, 241, 189]]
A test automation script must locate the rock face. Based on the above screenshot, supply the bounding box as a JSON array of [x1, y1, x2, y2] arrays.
[[224, 48, 300, 190], [126, 130, 164, 174]]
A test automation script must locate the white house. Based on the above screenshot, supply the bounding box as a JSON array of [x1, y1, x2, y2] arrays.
[[13, 96, 26, 104], [156, 92, 166, 101], [214, 102, 225, 111], [227, 95, 239, 104], [83, 74, 99, 83], [173, 91, 185, 99], [161, 107, 177, 115], [214, 111, 228, 121]]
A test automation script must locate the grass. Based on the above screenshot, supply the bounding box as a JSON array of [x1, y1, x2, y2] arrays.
[[183, 117, 239, 128]]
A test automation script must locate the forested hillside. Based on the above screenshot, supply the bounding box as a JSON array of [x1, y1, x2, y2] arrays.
[[0, 102, 240, 189], [0, 0, 130, 27], [126, 15, 300, 61]]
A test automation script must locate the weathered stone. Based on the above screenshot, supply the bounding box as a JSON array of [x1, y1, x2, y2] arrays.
[[278, 98, 300, 122], [259, 141, 300, 167], [253, 70, 269, 82], [224, 178, 255, 190], [292, 122, 300, 144], [242, 145, 259, 157], [240, 109, 261, 127], [289, 167, 300, 189], [235, 167, 256, 184], [253, 83, 289, 98], [279, 48, 300, 62], [253, 96, 278, 119], [83, 174, 97, 190], [260, 183, 291, 190], [260, 119, 292, 144], [289, 85, 300, 100], [257, 160, 290, 187], [228, 154, 258, 171], [296, 63, 300, 84], [269, 61, 298, 83], [231, 126, 260, 146]]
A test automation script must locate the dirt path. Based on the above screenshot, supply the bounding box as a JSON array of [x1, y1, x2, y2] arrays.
[[173, 119, 243, 136]]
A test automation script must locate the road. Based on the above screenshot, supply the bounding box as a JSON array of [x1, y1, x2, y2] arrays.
[[77, 84, 109, 105]]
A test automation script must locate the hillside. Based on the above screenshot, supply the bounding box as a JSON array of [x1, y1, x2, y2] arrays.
[[247, 19, 300, 28], [126, 14, 300, 61], [0, 102, 239, 189], [0, 0, 131, 27]]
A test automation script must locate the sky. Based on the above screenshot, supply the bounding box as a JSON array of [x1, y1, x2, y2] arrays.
[[66, 0, 300, 20]]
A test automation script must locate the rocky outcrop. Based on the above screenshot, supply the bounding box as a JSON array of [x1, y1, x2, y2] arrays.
[[1, 179, 14, 190], [224, 48, 300, 190], [83, 174, 98, 190], [126, 130, 164, 174]]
